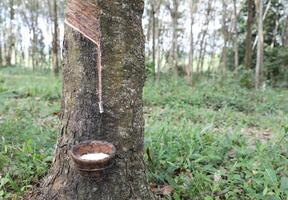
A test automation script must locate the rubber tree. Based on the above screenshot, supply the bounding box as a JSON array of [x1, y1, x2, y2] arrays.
[[6, 0, 15, 66], [220, 0, 228, 76], [167, 0, 181, 78], [232, 0, 239, 74], [52, 0, 59, 75], [244, 0, 255, 69], [255, 0, 264, 89], [31, 0, 154, 199]]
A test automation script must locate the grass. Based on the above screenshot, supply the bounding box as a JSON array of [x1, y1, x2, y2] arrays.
[[0, 67, 288, 199]]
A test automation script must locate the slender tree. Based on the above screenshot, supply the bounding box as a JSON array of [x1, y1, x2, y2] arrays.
[[255, 0, 264, 89], [156, 17, 163, 81], [151, 0, 162, 80], [220, 0, 228, 76], [32, 0, 154, 199], [283, 16, 288, 46], [233, 0, 239, 74], [0, 37, 3, 67], [167, 0, 181, 77], [52, 0, 59, 75], [6, 0, 15, 66], [244, 0, 254, 69], [187, 0, 199, 83], [196, 0, 212, 74]]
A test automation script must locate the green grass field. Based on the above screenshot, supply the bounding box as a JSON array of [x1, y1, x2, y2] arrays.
[[0, 67, 288, 200]]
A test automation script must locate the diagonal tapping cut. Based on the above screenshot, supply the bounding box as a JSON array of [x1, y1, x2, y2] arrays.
[[65, 0, 104, 113]]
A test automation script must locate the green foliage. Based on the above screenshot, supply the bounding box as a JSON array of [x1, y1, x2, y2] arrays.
[[1, 68, 288, 199], [146, 60, 155, 76], [0, 67, 60, 199], [144, 75, 288, 199], [231, 0, 288, 86], [265, 46, 288, 86]]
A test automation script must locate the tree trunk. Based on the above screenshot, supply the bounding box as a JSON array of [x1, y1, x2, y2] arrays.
[[156, 22, 162, 82], [171, 16, 178, 77], [255, 0, 264, 89], [196, 0, 211, 75], [31, 26, 37, 70], [233, 0, 239, 74], [169, 0, 179, 78], [52, 0, 59, 75], [32, 0, 154, 199], [244, 0, 254, 69], [252, 0, 271, 50], [199, 39, 207, 73], [187, 0, 198, 83], [221, 0, 228, 76], [151, 1, 157, 80], [0, 37, 3, 67], [146, 2, 152, 58], [187, 16, 194, 83], [6, 0, 15, 66], [281, 16, 288, 46]]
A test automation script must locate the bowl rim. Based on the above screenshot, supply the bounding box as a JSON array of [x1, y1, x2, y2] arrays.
[[70, 140, 116, 165]]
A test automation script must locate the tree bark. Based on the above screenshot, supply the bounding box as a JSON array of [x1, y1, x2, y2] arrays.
[[31, 25, 37, 70], [151, 1, 156, 79], [6, 0, 15, 66], [221, 0, 228, 76], [156, 22, 162, 82], [187, 0, 198, 83], [32, 0, 154, 199], [244, 0, 254, 69], [0, 36, 3, 67], [171, 15, 178, 77], [187, 9, 194, 83], [52, 0, 60, 75], [255, 0, 264, 89], [252, 0, 271, 50], [283, 16, 288, 46], [232, 0, 239, 74], [168, 0, 179, 78]]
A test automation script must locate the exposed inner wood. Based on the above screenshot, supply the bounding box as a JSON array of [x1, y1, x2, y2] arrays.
[[65, 0, 104, 113]]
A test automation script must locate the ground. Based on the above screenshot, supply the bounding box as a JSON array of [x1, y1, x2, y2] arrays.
[[0, 67, 288, 199]]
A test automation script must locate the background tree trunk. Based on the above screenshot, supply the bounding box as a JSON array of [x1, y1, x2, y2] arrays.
[[244, 0, 254, 69], [284, 16, 288, 46], [188, 8, 194, 83], [233, 0, 239, 74], [32, 0, 154, 199], [151, 1, 156, 79], [187, 0, 198, 83], [6, 0, 15, 66], [171, 15, 178, 77], [52, 0, 59, 75], [168, 0, 180, 78], [221, 0, 228, 76], [0, 37, 3, 67], [255, 0, 264, 89], [156, 22, 162, 81]]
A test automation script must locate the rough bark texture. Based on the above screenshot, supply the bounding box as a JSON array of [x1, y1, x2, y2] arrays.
[[169, 0, 179, 77], [32, 0, 154, 199], [156, 22, 162, 82], [244, 0, 254, 69], [6, 0, 15, 66], [283, 16, 288, 46], [151, 1, 156, 79], [255, 0, 263, 89], [52, 0, 59, 75], [221, 0, 228, 76], [0, 39, 3, 67], [232, 0, 239, 74]]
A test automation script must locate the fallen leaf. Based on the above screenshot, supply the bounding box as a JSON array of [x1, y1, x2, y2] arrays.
[[162, 185, 175, 196]]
